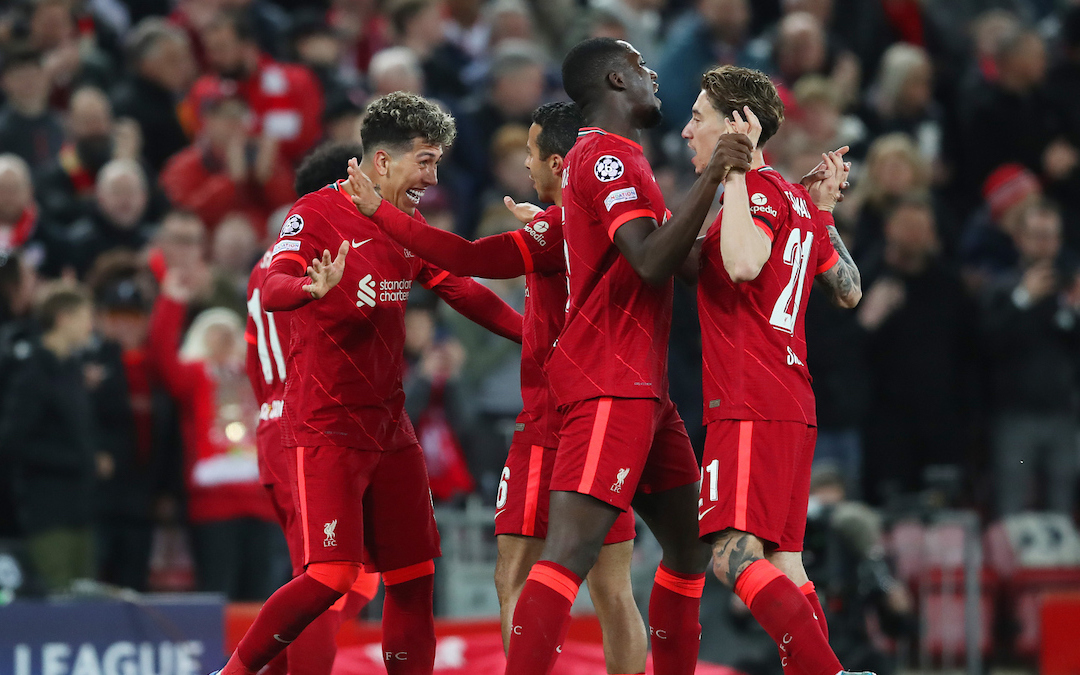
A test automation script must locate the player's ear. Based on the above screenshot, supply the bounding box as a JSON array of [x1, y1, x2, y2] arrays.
[[373, 149, 392, 177], [608, 69, 626, 91], [548, 153, 564, 174]]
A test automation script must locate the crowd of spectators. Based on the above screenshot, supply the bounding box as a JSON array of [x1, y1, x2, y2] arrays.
[[1, 0, 1080, 666]]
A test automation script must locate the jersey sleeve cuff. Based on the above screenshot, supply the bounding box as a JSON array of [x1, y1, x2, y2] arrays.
[[508, 229, 535, 274], [273, 251, 308, 271], [607, 208, 656, 241], [751, 215, 776, 241], [816, 249, 840, 275]]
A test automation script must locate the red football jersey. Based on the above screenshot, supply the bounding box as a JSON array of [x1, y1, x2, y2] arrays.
[[698, 167, 840, 425], [548, 127, 673, 405], [245, 248, 289, 484], [512, 206, 568, 448], [268, 183, 481, 451]]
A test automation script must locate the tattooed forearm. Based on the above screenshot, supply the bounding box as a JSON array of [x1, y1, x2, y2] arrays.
[[819, 225, 862, 308], [712, 532, 764, 587]]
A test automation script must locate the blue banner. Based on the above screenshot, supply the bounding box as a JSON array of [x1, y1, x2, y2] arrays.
[[0, 595, 225, 675]]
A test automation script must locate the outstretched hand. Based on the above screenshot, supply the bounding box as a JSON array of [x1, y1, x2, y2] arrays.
[[302, 240, 349, 299], [504, 196, 543, 224], [347, 157, 382, 217]]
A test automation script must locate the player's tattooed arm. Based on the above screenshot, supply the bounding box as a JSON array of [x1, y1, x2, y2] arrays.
[[817, 224, 862, 309]]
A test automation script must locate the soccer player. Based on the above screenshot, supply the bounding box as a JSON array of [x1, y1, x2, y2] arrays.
[[346, 102, 650, 674], [244, 143, 382, 675], [216, 93, 524, 675], [501, 38, 754, 675], [683, 65, 866, 675]]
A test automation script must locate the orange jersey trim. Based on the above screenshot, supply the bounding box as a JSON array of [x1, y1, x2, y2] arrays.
[[383, 559, 435, 585], [577, 398, 613, 493], [522, 444, 545, 537], [607, 209, 656, 241], [734, 559, 784, 607], [295, 447, 311, 565], [752, 218, 776, 242], [422, 269, 451, 289], [654, 565, 706, 598], [815, 250, 840, 275], [509, 229, 535, 274], [735, 421, 753, 531], [529, 564, 580, 603], [275, 251, 308, 270]]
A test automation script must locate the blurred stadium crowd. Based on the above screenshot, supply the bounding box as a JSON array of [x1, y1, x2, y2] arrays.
[[1, 0, 1080, 670]]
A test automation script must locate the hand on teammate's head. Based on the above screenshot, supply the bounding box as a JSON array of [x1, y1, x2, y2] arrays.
[[347, 157, 382, 217]]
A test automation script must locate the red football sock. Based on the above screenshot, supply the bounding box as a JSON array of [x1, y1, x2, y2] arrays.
[[802, 581, 829, 641], [382, 562, 436, 675], [648, 563, 705, 675], [287, 586, 377, 675], [226, 573, 344, 674], [735, 561, 843, 675], [504, 561, 583, 675]]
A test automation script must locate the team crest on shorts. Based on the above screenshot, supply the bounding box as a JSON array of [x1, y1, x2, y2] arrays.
[[611, 467, 630, 493], [323, 520, 338, 547], [594, 155, 625, 182], [280, 214, 304, 237]]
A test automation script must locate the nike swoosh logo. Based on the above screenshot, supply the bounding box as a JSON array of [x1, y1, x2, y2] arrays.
[[273, 634, 292, 644], [698, 506, 717, 521], [352, 238, 372, 248]]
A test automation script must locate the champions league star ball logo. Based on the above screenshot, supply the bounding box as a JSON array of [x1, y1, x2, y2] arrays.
[[594, 155, 625, 182]]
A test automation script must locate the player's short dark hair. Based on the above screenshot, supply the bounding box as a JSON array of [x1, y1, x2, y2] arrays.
[[531, 102, 584, 159], [701, 66, 785, 147], [561, 38, 630, 108], [207, 9, 258, 44], [360, 91, 456, 155], [36, 285, 90, 333], [294, 141, 364, 196]]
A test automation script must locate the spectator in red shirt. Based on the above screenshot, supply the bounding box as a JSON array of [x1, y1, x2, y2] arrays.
[[161, 96, 296, 234], [181, 11, 324, 166]]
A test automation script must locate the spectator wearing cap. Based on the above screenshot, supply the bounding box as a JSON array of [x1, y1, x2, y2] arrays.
[[956, 26, 1074, 198], [981, 199, 1080, 516], [0, 49, 65, 171], [34, 86, 144, 226], [85, 256, 182, 591], [111, 18, 198, 175], [0, 284, 105, 592], [181, 10, 324, 166], [161, 96, 296, 234], [960, 163, 1043, 289], [43, 159, 155, 278], [857, 198, 979, 505]]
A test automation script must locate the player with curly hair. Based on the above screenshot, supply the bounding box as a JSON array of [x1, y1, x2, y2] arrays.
[[214, 93, 524, 675]]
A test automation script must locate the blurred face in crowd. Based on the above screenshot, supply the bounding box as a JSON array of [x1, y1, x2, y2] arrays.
[[491, 64, 546, 118], [204, 24, 258, 80], [325, 113, 362, 143], [1002, 32, 1047, 89], [776, 13, 826, 83], [96, 165, 148, 230], [142, 35, 198, 94], [403, 2, 445, 45], [490, 9, 533, 48], [884, 203, 938, 262], [98, 309, 149, 351], [159, 213, 207, 270], [212, 215, 259, 273], [495, 143, 533, 198], [30, 1, 75, 51], [897, 59, 933, 115], [69, 88, 114, 141], [1015, 207, 1062, 265], [404, 307, 436, 358], [525, 123, 561, 204], [0, 161, 33, 223], [296, 32, 342, 69], [204, 99, 250, 150], [372, 138, 444, 216], [699, 0, 749, 41], [57, 303, 95, 349], [1, 61, 50, 114], [799, 97, 839, 142], [682, 90, 726, 174], [871, 149, 917, 197], [783, 0, 833, 25], [204, 322, 241, 367]]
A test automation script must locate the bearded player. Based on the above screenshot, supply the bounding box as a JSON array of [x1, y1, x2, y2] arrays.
[[216, 93, 524, 675], [683, 66, 866, 675], [346, 101, 649, 674], [244, 143, 383, 675], [503, 38, 754, 675]]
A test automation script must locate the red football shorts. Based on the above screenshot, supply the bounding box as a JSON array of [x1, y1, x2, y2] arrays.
[[550, 397, 699, 512], [495, 441, 636, 543], [288, 444, 441, 572], [257, 420, 304, 577], [698, 420, 817, 552]]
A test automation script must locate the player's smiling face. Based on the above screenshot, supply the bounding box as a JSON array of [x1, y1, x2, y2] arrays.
[[682, 90, 725, 174], [525, 123, 559, 203], [616, 40, 662, 129], [377, 137, 444, 214]]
